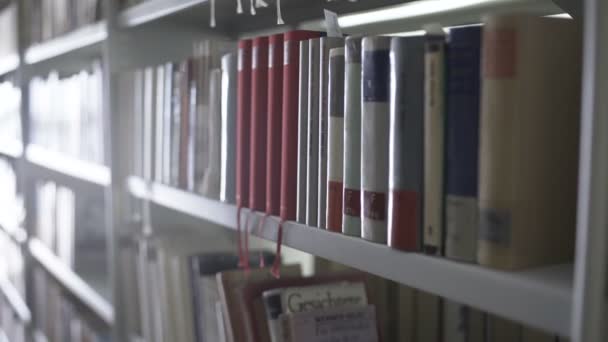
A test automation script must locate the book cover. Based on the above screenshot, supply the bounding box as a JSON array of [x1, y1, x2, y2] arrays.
[[388, 36, 425, 251], [326, 47, 345, 232], [250, 36, 269, 211], [477, 15, 581, 269], [266, 33, 284, 216], [306, 38, 321, 227], [342, 37, 363, 237], [296, 40, 309, 224], [444, 26, 482, 262], [317, 36, 344, 227], [361, 36, 391, 243], [236, 39, 253, 208], [280, 30, 322, 220], [220, 53, 238, 204]]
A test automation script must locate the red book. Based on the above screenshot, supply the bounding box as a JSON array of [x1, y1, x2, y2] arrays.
[[236, 40, 252, 208], [249, 37, 269, 211], [280, 30, 321, 220], [265, 34, 284, 216]]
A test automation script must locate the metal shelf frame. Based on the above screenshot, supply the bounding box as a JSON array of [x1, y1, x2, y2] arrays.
[[0, 0, 604, 341]]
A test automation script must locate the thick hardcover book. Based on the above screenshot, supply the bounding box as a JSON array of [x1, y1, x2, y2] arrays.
[[280, 30, 321, 220], [478, 15, 581, 269], [361, 36, 391, 243], [423, 29, 447, 255], [444, 26, 482, 262], [317, 36, 344, 227], [201, 69, 223, 199], [236, 39, 252, 208], [296, 40, 310, 224], [250, 36, 269, 211], [220, 53, 238, 204], [266, 33, 284, 216], [388, 36, 425, 251], [306, 38, 321, 227], [326, 47, 345, 232], [342, 37, 363, 237]]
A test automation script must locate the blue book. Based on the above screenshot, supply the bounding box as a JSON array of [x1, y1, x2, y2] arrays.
[[444, 26, 482, 262]]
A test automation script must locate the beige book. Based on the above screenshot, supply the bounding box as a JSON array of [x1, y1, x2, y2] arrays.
[[478, 14, 582, 269]]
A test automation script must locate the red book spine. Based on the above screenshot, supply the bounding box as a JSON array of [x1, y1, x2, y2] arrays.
[[249, 37, 269, 211], [265, 34, 284, 216], [280, 31, 322, 220], [236, 40, 252, 208], [389, 190, 419, 251]]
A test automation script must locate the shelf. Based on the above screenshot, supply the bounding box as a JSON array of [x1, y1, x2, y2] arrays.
[[119, 0, 208, 28], [23, 22, 107, 77], [128, 176, 573, 337], [0, 139, 23, 159], [0, 279, 31, 324], [0, 53, 18, 77], [28, 238, 114, 327], [25, 144, 110, 191]]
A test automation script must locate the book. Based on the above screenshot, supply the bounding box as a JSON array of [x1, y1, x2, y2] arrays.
[[281, 305, 379, 342], [477, 15, 581, 269], [342, 37, 363, 237], [306, 38, 321, 227], [317, 36, 345, 228], [201, 68, 223, 199], [361, 36, 391, 243], [178, 60, 192, 190], [163, 62, 175, 185], [250, 36, 269, 211], [423, 28, 447, 255], [266, 33, 285, 216], [485, 315, 521, 342], [236, 39, 253, 208], [444, 26, 483, 262], [415, 291, 441, 342], [326, 47, 345, 232], [280, 31, 322, 220], [154, 65, 165, 183], [442, 300, 484, 342], [220, 52, 238, 204], [296, 40, 309, 224], [387, 35, 426, 251], [143, 66, 157, 182], [521, 327, 555, 342], [171, 62, 183, 188]]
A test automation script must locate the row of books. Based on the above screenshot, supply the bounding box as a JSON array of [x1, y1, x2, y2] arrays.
[[0, 3, 17, 58], [29, 62, 104, 164], [32, 267, 110, 342], [35, 180, 107, 275], [0, 79, 21, 145], [120, 233, 567, 342], [25, 0, 101, 45]]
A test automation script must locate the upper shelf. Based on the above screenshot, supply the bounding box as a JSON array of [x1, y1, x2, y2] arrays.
[[24, 22, 107, 77], [25, 144, 110, 191], [28, 238, 114, 328], [128, 176, 573, 338], [0, 139, 23, 159], [0, 53, 18, 77]]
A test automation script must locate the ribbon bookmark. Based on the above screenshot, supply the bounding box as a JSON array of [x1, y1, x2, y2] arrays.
[[255, 214, 269, 267], [236, 206, 245, 267], [270, 219, 285, 278]]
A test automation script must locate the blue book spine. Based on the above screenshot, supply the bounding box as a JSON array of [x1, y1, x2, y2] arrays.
[[444, 26, 482, 262]]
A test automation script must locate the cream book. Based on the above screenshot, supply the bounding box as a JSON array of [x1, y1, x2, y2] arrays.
[[477, 15, 582, 269]]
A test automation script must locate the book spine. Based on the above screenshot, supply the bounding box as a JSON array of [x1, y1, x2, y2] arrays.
[[201, 69, 222, 199], [296, 40, 310, 224], [249, 37, 269, 211], [306, 38, 321, 227], [423, 31, 447, 255], [442, 300, 485, 342], [326, 47, 345, 233], [361, 36, 391, 243], [171, 63, 182, 188], [163, 63, 174, 185], [155, 65, 165, 183], [342, 37, 362, 237], [266, 34, 284, 215], [143, 67, 156, 182], [280, 31, 321, 220], [178, 61, 191, 190], [317, 37, 344, 228], [220, 53, 238, 204], [444, 27, 482, 262], [188, 60, 198, 192], [236, 40, 252, 208]]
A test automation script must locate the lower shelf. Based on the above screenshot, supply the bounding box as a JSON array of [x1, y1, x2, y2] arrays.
[[128, 176, 573, 337]]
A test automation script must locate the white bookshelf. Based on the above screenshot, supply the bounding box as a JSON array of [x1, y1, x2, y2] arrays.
[[3, 0, 607, 341]]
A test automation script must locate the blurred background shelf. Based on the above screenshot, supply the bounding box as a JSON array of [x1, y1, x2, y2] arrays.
[[0, 139, 22, 159], [0, 278, 31, 324], [0, 53, 17, 77]]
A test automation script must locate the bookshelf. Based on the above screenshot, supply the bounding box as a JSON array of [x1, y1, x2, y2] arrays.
[[1, 0, 606, 341], [0, 279, 31, 325]]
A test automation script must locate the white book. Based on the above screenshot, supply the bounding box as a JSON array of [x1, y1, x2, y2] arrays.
[[162, 63, 174, 185], [201, 69, 223, 199], [296, 40, 310, 224], [155, 65, 165, 183], [361, 36, 391, 243], [55, 186, 75, 268], [220, 53, 238, 204], [318, 37, 344, 229], [143, 66, 156, 182], [326, 47, 345, 232], [342, 37, 362, 237], [306, 38, 321, 227]]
